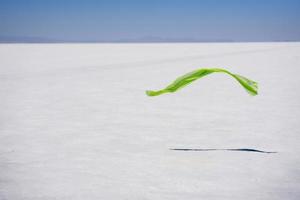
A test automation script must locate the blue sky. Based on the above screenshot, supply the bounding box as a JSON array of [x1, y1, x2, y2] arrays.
[[0, 0, 300, 41]]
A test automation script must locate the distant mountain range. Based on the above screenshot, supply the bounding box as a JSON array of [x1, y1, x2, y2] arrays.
[[0, 35, 297, 43], [0, 35, 235, 43], [0, 36, 62, 43], [111, 36, 235, 43]]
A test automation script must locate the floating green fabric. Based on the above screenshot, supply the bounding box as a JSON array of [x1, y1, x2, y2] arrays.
[[146, 68, 258, 96]]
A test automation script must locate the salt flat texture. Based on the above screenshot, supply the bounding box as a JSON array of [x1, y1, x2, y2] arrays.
[[0, 43, 300, 200]]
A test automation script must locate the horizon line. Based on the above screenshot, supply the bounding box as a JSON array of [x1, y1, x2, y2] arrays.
[[1, 35, 300, 44]]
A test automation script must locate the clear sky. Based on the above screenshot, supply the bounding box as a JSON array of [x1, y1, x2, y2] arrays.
[[0, 0, 300, 42]]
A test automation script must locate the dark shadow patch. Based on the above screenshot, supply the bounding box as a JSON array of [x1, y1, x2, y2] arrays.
[[170, 148, 277, 154]]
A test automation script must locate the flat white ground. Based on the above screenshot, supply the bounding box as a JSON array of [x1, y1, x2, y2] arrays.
[[0, 43, 300, 200]]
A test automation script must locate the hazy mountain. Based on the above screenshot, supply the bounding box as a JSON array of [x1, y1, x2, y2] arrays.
[[0, 35, 237, 43], [0, 36, 61, 43]]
